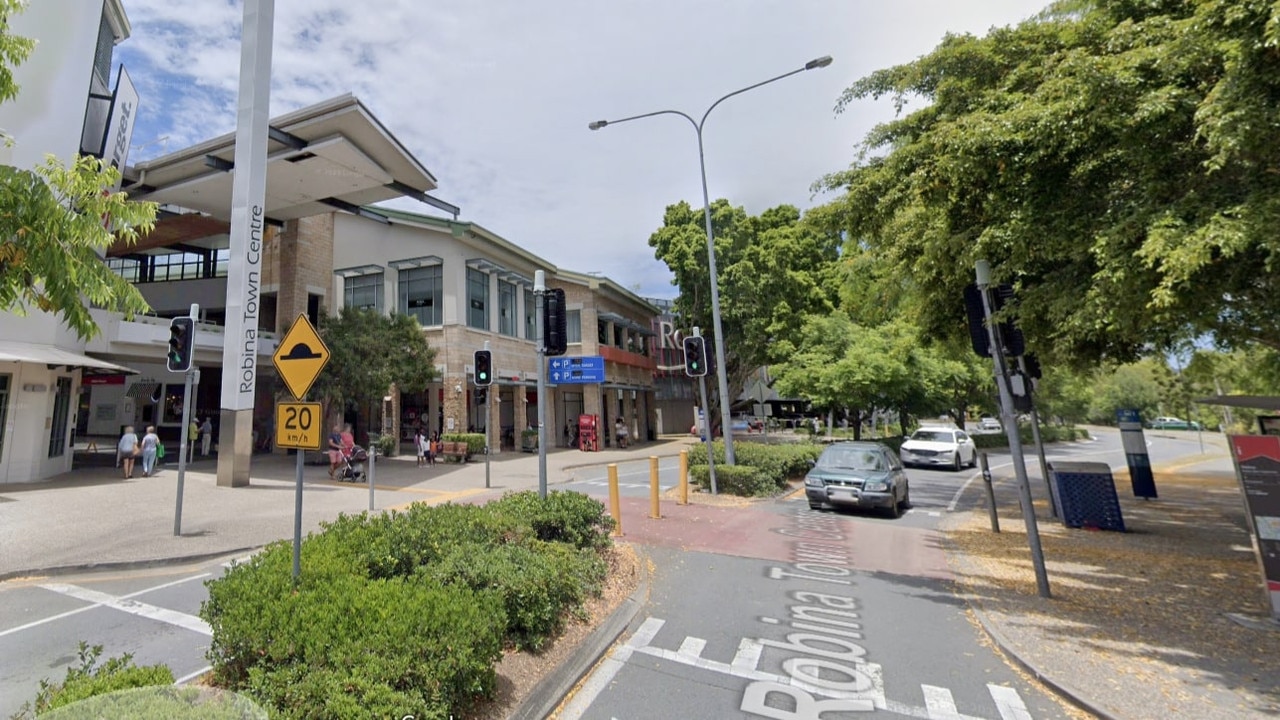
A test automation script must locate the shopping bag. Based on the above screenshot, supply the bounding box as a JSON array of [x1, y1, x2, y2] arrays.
[[157, 443, 166, 459]]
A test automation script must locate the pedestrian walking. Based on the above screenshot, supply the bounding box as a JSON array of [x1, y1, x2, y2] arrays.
[[117, 425, 139, 479], [188, 418, 199, 462], [140, 426, 160, 477], [615, 417, 629, 449], [200, 417, 214, 456], [428, 431, 440, 466], [414, 427, 426, 468]]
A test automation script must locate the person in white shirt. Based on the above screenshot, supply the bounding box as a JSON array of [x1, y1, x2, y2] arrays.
[[200, 417, 214, 455]]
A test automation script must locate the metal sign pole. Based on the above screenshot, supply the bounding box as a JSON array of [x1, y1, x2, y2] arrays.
[[367, 437, 375, 511], [292, 445, 303, 580], [535, 271, 548, 498]]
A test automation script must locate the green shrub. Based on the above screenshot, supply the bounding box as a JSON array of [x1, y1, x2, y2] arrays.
[[203, 558, 505, 718], [36, 687, 267, 720], [487, 490, 616, 551], [970, 424, 1089, 449], [687, 440, 823, 487], [200, 490, 616, 717], [417, 540, 605, 651], [690, 464, 776, 496], [21, 642, 175, 716], [443, 433, 486, 455]]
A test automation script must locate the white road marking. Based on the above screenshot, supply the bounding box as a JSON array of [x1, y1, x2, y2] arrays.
[[558, 617, 664, 720], [174, 664, 213, 685], [923, 684, 961, 719], [987, 684, 1033, 720], [561, 616, 1035, 720], [0, 573, 209, 639], [38, 583, 211, 636]]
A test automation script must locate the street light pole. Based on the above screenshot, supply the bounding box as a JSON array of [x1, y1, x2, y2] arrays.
[[589, 55, 832, 466]]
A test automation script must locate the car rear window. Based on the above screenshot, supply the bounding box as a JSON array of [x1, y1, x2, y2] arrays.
[[911, 430, 953, 442], [817, 448, 886, 471]]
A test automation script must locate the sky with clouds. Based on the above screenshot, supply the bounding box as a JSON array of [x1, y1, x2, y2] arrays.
[[115, 0, 1048, 299]]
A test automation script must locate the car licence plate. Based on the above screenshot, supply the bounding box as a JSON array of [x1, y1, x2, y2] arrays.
[[830, 488, 858, 502]]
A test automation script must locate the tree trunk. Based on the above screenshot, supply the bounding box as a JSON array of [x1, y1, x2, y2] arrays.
[[898, 409, 911, 438]]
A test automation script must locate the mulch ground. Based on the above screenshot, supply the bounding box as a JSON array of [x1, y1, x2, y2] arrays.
[[943, 470, 1280, 719]]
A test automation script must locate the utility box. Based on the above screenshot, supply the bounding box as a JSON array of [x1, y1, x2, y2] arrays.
[[1049, 461, 1127, 532]]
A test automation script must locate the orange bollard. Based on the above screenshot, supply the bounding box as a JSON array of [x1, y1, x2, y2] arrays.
[[608, 463, 623, 536], [679, 449, 689, 505], [649, 455, 661, 519]]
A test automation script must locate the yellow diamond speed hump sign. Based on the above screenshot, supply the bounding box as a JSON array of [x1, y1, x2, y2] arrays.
[[272, 314, 330, 400]]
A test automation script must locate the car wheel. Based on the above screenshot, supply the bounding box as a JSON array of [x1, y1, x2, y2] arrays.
[[968, 450, 978, 468], [901, 483, 912, 510], [886, 494, 902, 519], [951, 453, 962, 471]]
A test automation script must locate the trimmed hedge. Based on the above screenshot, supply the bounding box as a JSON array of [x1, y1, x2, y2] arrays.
[[970, 424, 1089, 449], [443, 432, 487, 455], [200, 490, 615, 718], [689, 464, 775, 496], [686, 441, 824, 495]]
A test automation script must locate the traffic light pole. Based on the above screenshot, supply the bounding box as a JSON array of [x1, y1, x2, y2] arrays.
[[976, 262, 1050, 598], [173, 303, 200, 536], [535, 271, 548, 498], [693, 327, 718, 495], [484, 341, 491, 490]]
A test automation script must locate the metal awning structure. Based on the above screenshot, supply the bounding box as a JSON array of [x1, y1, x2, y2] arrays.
[[1195, 395, 1280, 411], [0, 340, 136, 373], [121, 94, 457, 223]]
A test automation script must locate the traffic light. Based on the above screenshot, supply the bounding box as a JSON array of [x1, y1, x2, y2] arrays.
[[542, 288, 567, 356], [963, 283, 1025, 358], [683, 335, 707, 377], [474, 349, 493, 386], [166, 317, 194, 373]]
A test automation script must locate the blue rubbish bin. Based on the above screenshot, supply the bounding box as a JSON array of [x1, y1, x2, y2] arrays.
[[1049, 461, 1126, 532]]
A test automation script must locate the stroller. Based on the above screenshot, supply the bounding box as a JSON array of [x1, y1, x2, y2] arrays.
[[336, 445, 368, 483]]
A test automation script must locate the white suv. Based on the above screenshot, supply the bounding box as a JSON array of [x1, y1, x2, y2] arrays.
[[899, 427, 978, 471]]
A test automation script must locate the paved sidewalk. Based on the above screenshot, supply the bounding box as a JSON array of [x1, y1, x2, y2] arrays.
[[0, 437, 699, 580]]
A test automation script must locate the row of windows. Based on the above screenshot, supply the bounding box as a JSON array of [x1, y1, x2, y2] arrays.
[[343, 269, 609, 346], [106, 250, 231, 283]]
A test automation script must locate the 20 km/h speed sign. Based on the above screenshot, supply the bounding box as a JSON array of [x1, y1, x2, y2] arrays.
[[276, 402, 322, 450]]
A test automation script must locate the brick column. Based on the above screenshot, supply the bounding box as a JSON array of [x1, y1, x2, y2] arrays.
[[442, 376, 466, 435]]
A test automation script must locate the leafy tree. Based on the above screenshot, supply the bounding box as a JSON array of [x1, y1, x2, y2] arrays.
[[1086, 362, 1162, 424], [820, 0, 1280, 364], [0, 1, 157, 340], [310, 309, 437, 434], [648, 200, 840, 420]]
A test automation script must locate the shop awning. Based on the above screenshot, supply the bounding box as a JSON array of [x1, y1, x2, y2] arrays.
[[0, 340, 137, 373]]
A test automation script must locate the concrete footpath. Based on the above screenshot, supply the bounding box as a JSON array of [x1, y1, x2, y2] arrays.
[[0, 438, 698, 580]]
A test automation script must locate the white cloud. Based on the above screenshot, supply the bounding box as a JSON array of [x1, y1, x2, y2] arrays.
[[116, 0, 1048, 299]]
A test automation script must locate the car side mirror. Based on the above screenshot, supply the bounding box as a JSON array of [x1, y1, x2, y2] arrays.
[[808, 459, 816, 467]]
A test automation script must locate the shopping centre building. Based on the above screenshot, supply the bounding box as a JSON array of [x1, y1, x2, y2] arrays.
[[0, 0, 690, 484]]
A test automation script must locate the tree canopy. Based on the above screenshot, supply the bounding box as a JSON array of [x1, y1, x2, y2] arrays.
[[0, 1, 158, 340], [311, 308, 437, 424], [821, 0, 1280, 364], [648, 199, 841, 415]]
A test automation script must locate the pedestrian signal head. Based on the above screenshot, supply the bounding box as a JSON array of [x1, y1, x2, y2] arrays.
[[167, 317, 195, 373], [682, 335, 707, 377]]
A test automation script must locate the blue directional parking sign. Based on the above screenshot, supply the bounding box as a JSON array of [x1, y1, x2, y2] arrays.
[[549, 355, 604, 384]]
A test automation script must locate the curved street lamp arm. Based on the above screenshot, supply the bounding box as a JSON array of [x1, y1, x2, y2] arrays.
[[589, 109, 697, 133], [699, 66, 807, 129]]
